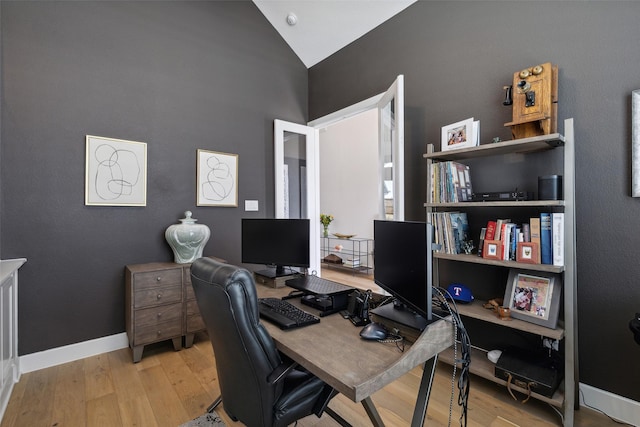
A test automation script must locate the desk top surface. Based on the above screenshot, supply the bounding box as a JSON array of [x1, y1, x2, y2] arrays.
[[257, 285, 454, 402]]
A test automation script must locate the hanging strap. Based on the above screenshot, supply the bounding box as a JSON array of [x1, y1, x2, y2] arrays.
[[505, 373, 534, 404]]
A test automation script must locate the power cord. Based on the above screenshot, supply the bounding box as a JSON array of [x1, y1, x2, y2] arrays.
[[432, 286, 471, 427]]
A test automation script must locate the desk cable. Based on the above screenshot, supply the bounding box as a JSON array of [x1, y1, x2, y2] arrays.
[[433, 286, 471, 427]]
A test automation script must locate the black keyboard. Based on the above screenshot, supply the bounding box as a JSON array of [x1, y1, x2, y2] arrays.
[[285, 275, 354, 295], [258, 298, 321, 330]]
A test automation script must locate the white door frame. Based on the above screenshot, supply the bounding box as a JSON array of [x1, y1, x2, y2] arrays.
[[274, 119, 320, 274]]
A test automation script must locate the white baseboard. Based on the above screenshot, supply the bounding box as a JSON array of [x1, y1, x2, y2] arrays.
[[580, 382, 640, 426], [19, 333, 129, 374]]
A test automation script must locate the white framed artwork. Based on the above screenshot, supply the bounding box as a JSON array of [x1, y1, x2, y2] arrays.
[[85, 135, 147, 206], [197, 149, 238, 207]]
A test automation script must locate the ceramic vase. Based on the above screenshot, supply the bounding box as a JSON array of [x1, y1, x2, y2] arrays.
[[165, 211, 210, 264]]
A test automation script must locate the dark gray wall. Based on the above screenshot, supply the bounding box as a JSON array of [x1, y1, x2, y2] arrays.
[[309, 1, 640, 402], [1, 1, 307, 354]]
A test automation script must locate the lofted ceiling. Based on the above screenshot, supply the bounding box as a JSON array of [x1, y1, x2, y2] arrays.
[[252, 0, 417, 68]]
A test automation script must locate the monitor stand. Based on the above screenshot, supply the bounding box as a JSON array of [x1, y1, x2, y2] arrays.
[[256, 266, 296, 279], [370, 301, 434, 332]]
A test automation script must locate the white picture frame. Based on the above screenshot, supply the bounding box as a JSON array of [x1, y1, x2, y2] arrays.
[[85, 135, 147, 206], [197, 149, 238, 207], [632, 89, 640, 197], [441, 118, 478, 152]]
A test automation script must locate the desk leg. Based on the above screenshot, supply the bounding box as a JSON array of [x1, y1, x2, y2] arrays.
[[411, 355, 438, 427], [362, 397, 385, 427]]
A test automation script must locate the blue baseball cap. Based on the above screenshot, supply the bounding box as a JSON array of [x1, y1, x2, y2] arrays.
[[447, 283, 474, 303]]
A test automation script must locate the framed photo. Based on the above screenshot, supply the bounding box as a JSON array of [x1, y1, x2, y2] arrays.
[[85, 135, 147, 206], [197, 149, 238, 207], [441, 118, 478, 152], [516, 242, 539, 264], [482, 240, 503, 260], [504, 269, 561, 328]]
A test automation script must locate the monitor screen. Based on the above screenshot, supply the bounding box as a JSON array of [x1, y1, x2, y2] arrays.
[[241, 218, 310, 278], [374, 220, 432, 320]]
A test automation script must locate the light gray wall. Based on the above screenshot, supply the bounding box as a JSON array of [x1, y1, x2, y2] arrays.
[[309, 1, 640, 403], [1, 1, 307, 355]]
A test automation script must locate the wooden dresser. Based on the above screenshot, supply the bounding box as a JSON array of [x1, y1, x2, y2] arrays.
[[125, 260, 211, 363]]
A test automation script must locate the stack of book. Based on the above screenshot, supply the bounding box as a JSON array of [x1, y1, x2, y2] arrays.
[[429, 212, 469, 255], [477, 213, 564, 266], [429, 161, 473, 203], [343, 258, 361, 268]]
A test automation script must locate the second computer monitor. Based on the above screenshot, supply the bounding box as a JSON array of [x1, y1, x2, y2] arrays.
[[373, 220, 433, 321]]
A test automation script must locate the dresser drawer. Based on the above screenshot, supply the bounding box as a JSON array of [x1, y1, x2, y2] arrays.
[[134, 303, 182, 327], [134, 321, 182, 345], [133, 269, 182, 290], [134, 286, 182, 308]]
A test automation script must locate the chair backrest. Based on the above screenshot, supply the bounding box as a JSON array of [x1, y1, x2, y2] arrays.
[[190, 257, 283, 426]]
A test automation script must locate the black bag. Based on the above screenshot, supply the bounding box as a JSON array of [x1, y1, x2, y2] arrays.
[[494, 347, 563, 401]]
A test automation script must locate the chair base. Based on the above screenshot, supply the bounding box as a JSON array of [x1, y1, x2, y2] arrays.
[[207, 395, 222, 413]]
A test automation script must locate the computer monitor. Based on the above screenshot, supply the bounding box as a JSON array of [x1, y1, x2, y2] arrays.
[[241, 218, 310, 278], [373, 220, 433, 321]]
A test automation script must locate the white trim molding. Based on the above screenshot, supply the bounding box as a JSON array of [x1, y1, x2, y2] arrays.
[[580, 382, 640, 426], [20, 333, 128, 374]]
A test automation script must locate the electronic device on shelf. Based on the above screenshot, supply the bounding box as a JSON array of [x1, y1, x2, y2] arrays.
[[257, 298, 320, 330], [373, 220, 435, 323], [285, 275, 354, 316], [241, 218, 310, 278], [471, 191, 533, 202]]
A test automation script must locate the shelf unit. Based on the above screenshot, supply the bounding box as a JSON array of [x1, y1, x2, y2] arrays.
[[425, 119, 577, 426], [320, 236, 373, 274]]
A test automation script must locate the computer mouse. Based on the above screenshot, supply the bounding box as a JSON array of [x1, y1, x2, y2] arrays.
[[360, 322, 388, 340]]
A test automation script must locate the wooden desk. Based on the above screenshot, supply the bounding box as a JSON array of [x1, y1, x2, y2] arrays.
[[257, 285, 454, 426]]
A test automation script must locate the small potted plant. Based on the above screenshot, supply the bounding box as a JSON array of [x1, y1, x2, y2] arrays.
[[320, 214, 334, 237]]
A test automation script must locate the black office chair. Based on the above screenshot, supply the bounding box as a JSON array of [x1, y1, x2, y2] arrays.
[[190, 257, 341, 427]]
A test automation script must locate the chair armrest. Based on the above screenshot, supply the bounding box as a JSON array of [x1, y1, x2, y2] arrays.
[[267, 361, 299, 385]]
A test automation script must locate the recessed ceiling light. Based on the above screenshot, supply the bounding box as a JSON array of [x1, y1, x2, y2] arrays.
[[286, 13, 297, 26]]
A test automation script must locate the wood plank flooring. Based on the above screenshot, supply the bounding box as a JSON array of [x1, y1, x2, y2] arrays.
[[0, 269, 620, 427]]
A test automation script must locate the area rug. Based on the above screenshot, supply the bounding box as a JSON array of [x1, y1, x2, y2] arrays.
[[179, 411, 226, 427]]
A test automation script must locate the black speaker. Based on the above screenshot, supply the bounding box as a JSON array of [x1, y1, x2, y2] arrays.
[[538, 175, 562, 200]]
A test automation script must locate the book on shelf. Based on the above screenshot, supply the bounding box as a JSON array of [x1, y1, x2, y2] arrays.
[[477, 227, 486, 257], [485, 220, 497, 240], [430, 211, 469, 255], [540, 213, 552, 265], [343, 257, 360, 267], [450, 212, 469, 254], [529, 217, 541, 263], [552, 212, 564, 267], [429, 161, 473, 203]]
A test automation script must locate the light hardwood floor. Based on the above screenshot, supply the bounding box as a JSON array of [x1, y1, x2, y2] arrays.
[[0, 269, 621, 427]]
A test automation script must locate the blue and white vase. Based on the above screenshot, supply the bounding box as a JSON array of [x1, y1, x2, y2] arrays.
[[165, 211, 210, 264]]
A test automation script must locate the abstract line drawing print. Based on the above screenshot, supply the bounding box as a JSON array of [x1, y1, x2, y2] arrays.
[[85, 136, 147, 206], [197, 149, 238, 207]]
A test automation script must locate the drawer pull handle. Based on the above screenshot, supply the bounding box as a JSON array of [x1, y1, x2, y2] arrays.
[[157, 294, 162, 300], [156, 277, 162, 282], [157, 330, 162, 336], [157, 313, 162, 318]]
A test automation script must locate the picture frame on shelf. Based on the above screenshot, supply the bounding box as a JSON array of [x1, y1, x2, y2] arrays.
[[504, 269, 561, 329], [441, 117, 479, 152], [197, 149, 238, 207], [516, 242, 539, 264], [85, 135, 147, 206], [482, 240, 502, 260]]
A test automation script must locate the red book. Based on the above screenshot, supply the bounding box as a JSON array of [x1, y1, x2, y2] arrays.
[[485, 220, 497, 240]]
